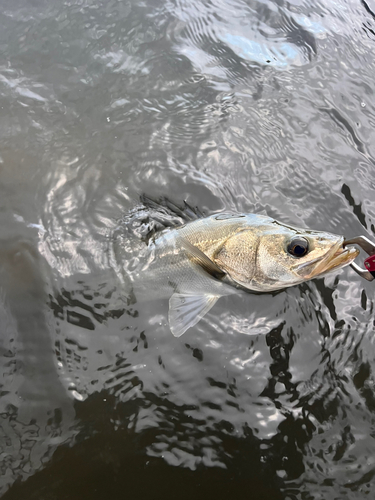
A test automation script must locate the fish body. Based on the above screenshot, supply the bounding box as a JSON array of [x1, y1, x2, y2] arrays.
[[130, 212, 359, 337]]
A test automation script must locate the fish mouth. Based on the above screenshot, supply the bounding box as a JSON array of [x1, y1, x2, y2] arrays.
[[294, 237, 360, 279]]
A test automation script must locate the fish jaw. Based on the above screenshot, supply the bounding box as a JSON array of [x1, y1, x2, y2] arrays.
[[295, 237, 360, 279]]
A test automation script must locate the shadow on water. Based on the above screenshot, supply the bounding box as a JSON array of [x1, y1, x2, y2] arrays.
[[3, 391, 286, 500], [0, 232, 75, 492]]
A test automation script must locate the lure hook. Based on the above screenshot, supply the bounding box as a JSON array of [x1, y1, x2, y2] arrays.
[[343, 236, 375, 282]]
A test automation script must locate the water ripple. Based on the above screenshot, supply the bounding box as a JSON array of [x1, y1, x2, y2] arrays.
[[1, 0, 375, 498]]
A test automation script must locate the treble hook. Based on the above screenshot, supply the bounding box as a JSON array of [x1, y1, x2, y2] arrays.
[[343, 236, 375, 282]]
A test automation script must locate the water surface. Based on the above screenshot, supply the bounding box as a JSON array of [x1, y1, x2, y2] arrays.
[[1, 0, 375, 498]]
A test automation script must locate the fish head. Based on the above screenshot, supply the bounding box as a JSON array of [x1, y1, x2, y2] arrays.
[[214, 221, 360, 291]]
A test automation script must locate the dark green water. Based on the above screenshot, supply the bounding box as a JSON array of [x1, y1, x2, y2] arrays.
[[1, 0, 375, 498]]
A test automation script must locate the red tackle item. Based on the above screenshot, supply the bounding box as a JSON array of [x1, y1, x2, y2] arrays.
[[364, 255, 375, 276]]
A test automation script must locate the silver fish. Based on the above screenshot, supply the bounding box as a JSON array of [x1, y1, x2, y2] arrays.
[[130, 212, 359, 337]]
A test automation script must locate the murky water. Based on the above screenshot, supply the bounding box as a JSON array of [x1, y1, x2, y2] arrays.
[[1, 0, 375, 498]]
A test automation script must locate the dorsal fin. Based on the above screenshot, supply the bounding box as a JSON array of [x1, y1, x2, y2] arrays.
[[140, 195, 204, 222], [120, 196, 205, 243]]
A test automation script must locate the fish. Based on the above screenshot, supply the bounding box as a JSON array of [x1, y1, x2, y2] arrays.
[[128, 208, 359, 337]]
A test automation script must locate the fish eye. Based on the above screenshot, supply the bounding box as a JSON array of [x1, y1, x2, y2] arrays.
[[287, 237, 309, 258]]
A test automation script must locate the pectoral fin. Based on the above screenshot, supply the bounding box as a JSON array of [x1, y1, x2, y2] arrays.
[[168, 293, 220, 337], [179, 237, 225, 279]]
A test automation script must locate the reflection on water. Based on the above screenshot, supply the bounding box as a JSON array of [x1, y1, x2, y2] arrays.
[[1, 0, 375, 498]]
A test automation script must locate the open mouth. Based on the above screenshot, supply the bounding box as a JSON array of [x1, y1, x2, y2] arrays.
[[292, 237, 360, 279], [308, 237, 360, 278]]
